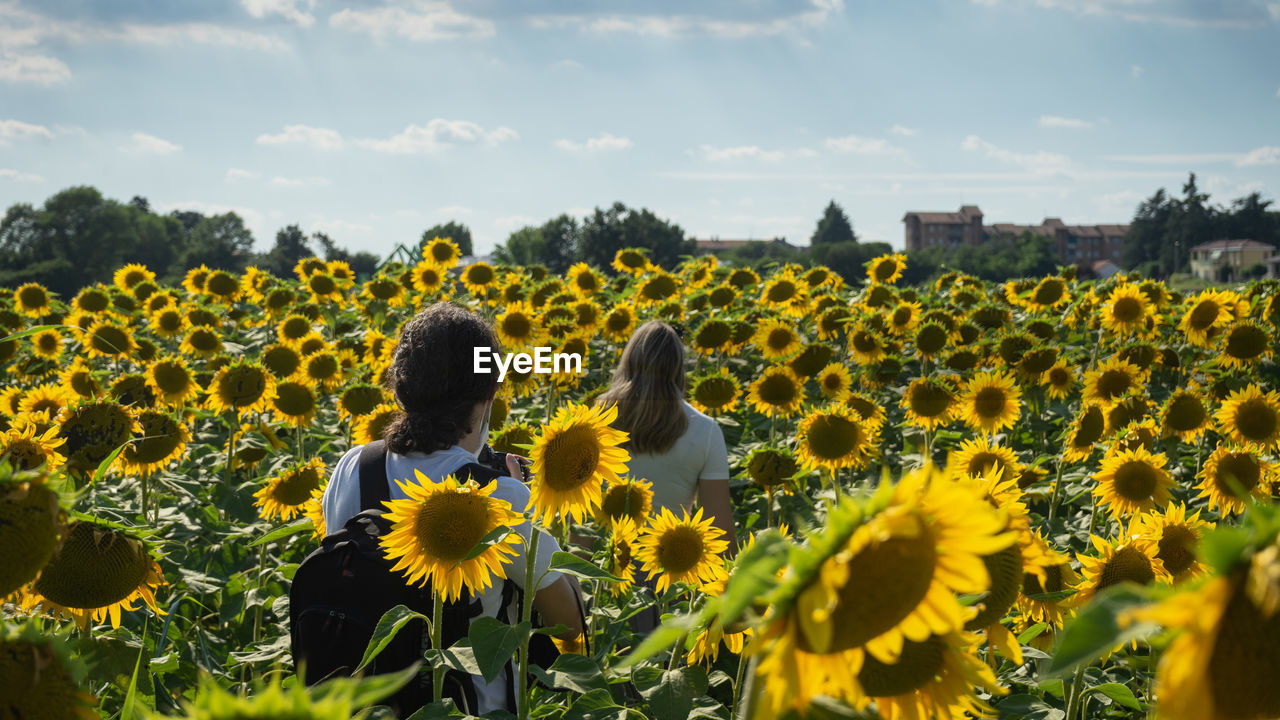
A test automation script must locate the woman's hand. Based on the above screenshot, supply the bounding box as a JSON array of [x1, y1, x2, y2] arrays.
[[505, 453, 531, 482]]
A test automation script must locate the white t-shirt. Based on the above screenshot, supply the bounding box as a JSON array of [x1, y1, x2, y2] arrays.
[[322, 442, 564, 715], [623, 401, 731, 516]]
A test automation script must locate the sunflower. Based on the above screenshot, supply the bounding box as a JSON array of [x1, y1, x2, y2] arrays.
[[110, 263, 153, 292], [27, 328, 63, 362], [596, 477, 654, 526], [81, 320, 136, 359], [528, 403, 630, 525], [885, 300, 922, 337], [180, 326, 224, 359], [380, 471, 523, 602], [746, 446, 799, 494], [602, 304, 636, 340], [564, 262, 601, 297], [0, 623, 98, 720], [759, 273, 806, 316], [848, 322, 888, 365], [298, 350, 344, 391], [1015, 533, 1079, 631], [1132, 544, 1280, 720], [957, 370, 1021, 435], [947, 436, 1021, 482], [57, 358, 100, 401], [0, 423, 67, 472], [494, 302, 540, 349], [1215, 384, 1280, 452], [255, 458, 327, 522], [17, 383, 72, 417], [459, 261, 498, 298], [121, 409, 190, 477], [271, 381, 318, 427], [691, 319, 734, 357], [141, 356, 197, 408], [1092, 446, 1173, 519], [750, 466, 1014, 718], [71, 286, 111, 314], [13, 283, 53, 318], [816, 306, 851, 341], [1, 481, 66, 603], [490, 422, 534, 456], [901, 377, 956, 431], [1025, 276, 1070, 311], [789, 344, 835, 380], [1130, 504, 1211, 583], [182, 265, 211, 295], [57, 401, 139, 477], [205, 360, 276, 418], [1081, 356, 1143, 409], [689, 369, 741, 416], [795, 404, 878, 473], [1071, 531, 1168, 608], [750, 320, 803, 360], [1197, 447, 1274, 515], [809, 362, 850, 403], [421, 236, 462, 269], [747, 366, 806, 418], [612, 248, 651, 275], [1179, 289, 1238, 347], [1160, 387, 1211, 442], [635, 272, 679, 306], [849, 631, 1003, 720], [1218, 319, 1273, 370], [635, 506, 728, 594], [337, 383, 385, 422], [866, 253, 907, 285], [409, 260, 448, 296], [30, 521, 164, 629], [687, 618, 753, 666], [353, 403, 400, 445], [1098, 283, 1151, 335]]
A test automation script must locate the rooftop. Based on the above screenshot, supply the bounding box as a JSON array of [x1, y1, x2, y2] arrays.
[[1190, 239, 1274, 252]]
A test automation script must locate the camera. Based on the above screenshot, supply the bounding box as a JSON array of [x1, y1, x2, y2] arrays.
[[477, 445, 532, 482]]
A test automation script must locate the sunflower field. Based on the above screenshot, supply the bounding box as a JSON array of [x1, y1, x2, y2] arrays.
[[4, 241, 1280, 720]]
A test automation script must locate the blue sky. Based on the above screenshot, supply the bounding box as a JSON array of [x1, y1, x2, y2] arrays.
[[1, 0, 1278, 257]]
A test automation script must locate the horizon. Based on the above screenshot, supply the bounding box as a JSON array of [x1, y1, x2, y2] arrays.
[[2, 0, 1278, 255]]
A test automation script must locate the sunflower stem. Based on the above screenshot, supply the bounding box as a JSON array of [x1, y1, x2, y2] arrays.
[[252, 542, 266, 644], [517, 526, 540, 720], [1064, 664, 1086, 720], [431, 588, 444, 703], [1046, 457, 1065, 525]]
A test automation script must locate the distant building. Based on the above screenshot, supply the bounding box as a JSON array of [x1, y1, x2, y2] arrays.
[[902, 205, 1129, 269], [693, 238, 798, 256], [1188, 239, 1275, 282], [1093, 260, 1122, 279]]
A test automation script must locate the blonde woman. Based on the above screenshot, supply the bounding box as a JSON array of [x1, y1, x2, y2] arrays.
[[596, 321, 737, 552]]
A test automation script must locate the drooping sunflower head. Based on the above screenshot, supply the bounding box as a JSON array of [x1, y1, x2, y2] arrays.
[[746, 446, 799, 492], [380, 471, 523, 601], [1216, 384, 1280, 452], [529, 403, 631, 524], [0, 479, 66, 597], [31, 520, 164, 629]]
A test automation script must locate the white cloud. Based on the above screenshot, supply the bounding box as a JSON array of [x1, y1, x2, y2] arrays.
[[225, 168, 259, 181], [494, 215, 538, 230], [256, 124, 345, 150], [1238, 146, 1280, 166], [1039, 114, 1094, 129], [888, 124, 919, 136], [961, 135, 1071, 173], [694, 144, 818, 162], [354, 119, 517, 154], [0, 118, 52, 144], [1131, 64, 1145, 79], [1012, 0, 1276, 28], [329, 2, 494, 41], [270, 175, 331, 187], [0, 167, 44, 182], [824, 135, 904, 155], [528, 0, 842, 38], [554, 132, 633, 153], [115, 23, 288, 52], [124, 132, 181, 154], [242, 0, 316, 26], [0, 52, 70, 84]]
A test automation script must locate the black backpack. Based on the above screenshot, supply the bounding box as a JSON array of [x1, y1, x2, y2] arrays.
[[289, 440, 556, 717]]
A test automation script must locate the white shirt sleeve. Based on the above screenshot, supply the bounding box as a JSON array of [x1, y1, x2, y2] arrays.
[[321, 446, 363, 533], [700, 420, 731, 481], [488, 477, 565, 591]]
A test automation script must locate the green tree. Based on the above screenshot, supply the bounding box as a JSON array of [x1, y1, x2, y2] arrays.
[[809, 241, 890, 284], [421, 221, 473, 256], [182, 212, 255, 272], [578, 202, 692, 272], [257, 224, 312, 277], [311, 231, 380, 277], [539, 214, 579, 273], [811, 200, 857, 246], [494, 226, 546, 267]]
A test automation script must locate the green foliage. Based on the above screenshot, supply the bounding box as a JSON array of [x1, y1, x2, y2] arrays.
[[810, 200, 857, 246], [902, 230, 1058, 284], [578, 202, 693, 272]]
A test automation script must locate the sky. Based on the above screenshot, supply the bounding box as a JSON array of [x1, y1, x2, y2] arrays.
[[1, 0, 1278, 258]]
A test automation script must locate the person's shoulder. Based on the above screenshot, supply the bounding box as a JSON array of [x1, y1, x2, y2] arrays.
[[331, 444, 364, 479], [681, 401, 720, 430]]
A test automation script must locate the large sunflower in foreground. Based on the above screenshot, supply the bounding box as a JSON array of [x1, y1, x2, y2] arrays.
[[795, 404, 878, 472], [1215, 384, 1280, 453], [29, 521, 164, 630], [1197, 447, 1274, 515], [380, 471, 523, 602], [1092, 446, 1173, 519], [255, 458, 327, 522], [634, 506, 728, 594], [749, 466, 1014, 718], [958, 370, 1022, 434], [1131, 539, 1280, 720], [528, 403, 630, 524], [0, 623, 98, 720]]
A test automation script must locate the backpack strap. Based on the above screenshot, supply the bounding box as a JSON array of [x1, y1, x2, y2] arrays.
[[358, 440, 390, 512]]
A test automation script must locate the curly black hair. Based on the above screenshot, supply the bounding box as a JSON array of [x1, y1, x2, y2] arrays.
[[383, 302, 501, 454]]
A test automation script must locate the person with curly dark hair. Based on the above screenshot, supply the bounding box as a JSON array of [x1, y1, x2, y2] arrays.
[[321, 301, 583, 714]]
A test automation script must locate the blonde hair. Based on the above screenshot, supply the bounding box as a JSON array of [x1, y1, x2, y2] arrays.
[[596, 321, 688, 454]]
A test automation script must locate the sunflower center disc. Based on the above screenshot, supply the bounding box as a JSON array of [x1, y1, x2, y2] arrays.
[[35, 524, 149, 609], [1166, 395, 1206, 431], [909, 384, 952, 418], [656, 525, 705, 575], [695, 378, 735, 408], [602, 486, 648, 522], [1215, 453, 1261, 497], [1096, 546, 1155, 593], [1096, 370, 1132, 400], [1156, 525, 1197, 577], [1023, 564, 1065, 595], [1208, 577, 1280, 717], [1226, 326, 1268, 360], [823, 526, 938, 652], [1111, 297, 1143, 323], [275, 384, 315, 416], [274, 468, 322, 507], [857, 634, 947, 697], [805, 415, 859, 460], [504, 314, 531, 339], [1235, 399, 1278, 442], [308, 355, 339, 380], [415, 493, 491, 562], [0, 485, 60, 596], [1113, 461, 1160, 502], [966, 544, 1025, 629], [128, 414, 182, 464], [973, 387, 1007, 419], [1189, 300, 1221, 330], [852, 332, 879, 353], [767, 329, 792, 351], [873, 261, 897, 282], [766, 281, 796, 303], [916, 325, 947, 354], [1073, 407, 1106, 448], [1034, 280, 1065, 305], [153, 364, 189, 394], [757, 375, 798, 406], [542, 424, 601, 491]]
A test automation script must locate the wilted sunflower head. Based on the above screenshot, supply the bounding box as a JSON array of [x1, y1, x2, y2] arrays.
[[32, 520, 164, 629]]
